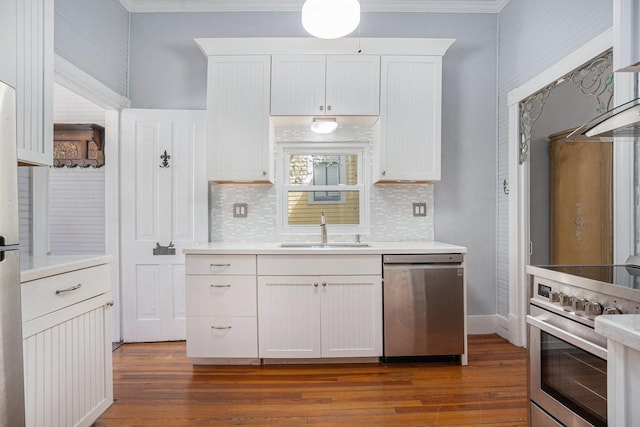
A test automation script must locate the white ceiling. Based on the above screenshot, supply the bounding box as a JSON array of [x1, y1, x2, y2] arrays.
[[118, 0, 510, 14]]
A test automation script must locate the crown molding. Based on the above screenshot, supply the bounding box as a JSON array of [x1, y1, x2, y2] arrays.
[[119, 0, 511, 14]]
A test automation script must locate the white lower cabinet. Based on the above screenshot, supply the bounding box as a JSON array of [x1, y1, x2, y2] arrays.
[[185, 253, 382, 362], [257, 275, 382, 358], [185, 255, 258, 360], [257, 254, 382, 359], [21, 264, 113, 427]]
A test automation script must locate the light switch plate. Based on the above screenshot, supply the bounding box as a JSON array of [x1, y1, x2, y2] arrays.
[[233, 203, 248, 218], [413, 202, 427, 217]]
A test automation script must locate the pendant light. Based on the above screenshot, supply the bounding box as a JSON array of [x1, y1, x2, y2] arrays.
[[302, 0, 361, 39]]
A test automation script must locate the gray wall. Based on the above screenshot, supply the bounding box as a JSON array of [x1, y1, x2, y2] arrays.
[[55, 0, 130, 96], [496, 0, 613, 317], [129, 12, 498, 316]]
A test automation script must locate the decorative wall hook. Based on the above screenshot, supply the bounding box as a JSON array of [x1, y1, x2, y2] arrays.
[[160, 150, 171, 168], [503, 179, 509, 195], [153, 241, 175, 256]]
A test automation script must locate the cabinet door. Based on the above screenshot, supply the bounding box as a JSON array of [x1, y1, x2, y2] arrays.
[[16, 0, 53, 166], [22, 293, 113, 427], [257, 276, 321, 358], [325, 55, 380, 116], [0, 0, 17, 86], [320, 275, 382, 357], [208, 56, 272, 182], [378, 56, 442, 182], [270, 55, 326, 116]]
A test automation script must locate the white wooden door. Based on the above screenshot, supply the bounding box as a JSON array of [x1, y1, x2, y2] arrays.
[[120, 109, 207, 342], [257, 276, 321, 358], [321, 276, 382, 357], [325, 55, 380, 116], [378, 56, 442, 182]]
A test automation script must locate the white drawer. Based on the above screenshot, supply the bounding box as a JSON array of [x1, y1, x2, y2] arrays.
[[257, 254, 381, 276], [186, 316, 258, 358], [186, 275, 256, 317], [186, 255, 256, 275], [21, 263, 111, 322]]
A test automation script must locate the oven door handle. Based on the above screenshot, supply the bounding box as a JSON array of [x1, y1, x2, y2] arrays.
[[526, 315, 607, 360]]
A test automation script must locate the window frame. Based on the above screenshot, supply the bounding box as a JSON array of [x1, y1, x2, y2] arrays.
[[276, 142, 370, 236]]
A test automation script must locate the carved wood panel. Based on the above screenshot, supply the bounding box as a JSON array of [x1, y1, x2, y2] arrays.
[[53, 123, 105, 168]]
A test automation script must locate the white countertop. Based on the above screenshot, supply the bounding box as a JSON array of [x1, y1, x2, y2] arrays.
[[20, 254, 112, 283], [595, 315, 640, 352], [183, 240, 467, 255]]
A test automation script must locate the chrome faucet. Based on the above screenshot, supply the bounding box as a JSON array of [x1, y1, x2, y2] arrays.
[[320, 212, 328, 244]]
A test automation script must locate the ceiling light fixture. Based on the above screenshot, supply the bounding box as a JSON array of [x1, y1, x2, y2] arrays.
[[301, 0, 360, 39], [310, 117, 338, 134]]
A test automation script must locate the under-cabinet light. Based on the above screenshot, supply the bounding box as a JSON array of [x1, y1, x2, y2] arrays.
[[310, 117, 338, 134]]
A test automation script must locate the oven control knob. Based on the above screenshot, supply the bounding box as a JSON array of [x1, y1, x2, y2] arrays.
[[549, 291, 562, 303], [560, 294, 573, 308], [572, 297, 586, 312], [603, 307, 621, 315], [585, 301, 603, 316]]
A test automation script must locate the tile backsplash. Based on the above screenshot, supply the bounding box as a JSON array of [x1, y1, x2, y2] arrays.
[[209, 124, 435, 242]]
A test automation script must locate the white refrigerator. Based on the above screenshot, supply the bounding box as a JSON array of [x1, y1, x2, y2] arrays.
[[0, 79, 25, 426]]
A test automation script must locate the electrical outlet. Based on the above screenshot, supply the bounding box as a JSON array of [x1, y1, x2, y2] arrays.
[[413, 202, 427, 217], [233, 203, 248, 218]]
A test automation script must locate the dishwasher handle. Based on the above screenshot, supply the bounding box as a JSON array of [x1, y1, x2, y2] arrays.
[[383, 254, 463, 264]]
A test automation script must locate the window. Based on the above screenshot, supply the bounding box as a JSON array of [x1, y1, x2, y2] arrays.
[[277, 142, 369, 234], [309, 157, 345, 203]]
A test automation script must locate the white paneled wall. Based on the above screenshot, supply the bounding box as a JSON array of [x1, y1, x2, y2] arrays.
[[48, 168, 105, 255], [54, 0, 129, 97]]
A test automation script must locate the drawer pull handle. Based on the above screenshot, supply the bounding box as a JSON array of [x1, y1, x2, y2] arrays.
[[211, 326, 232, 330], [211, 284, 231, 288], [56, 284, 82, 295], [210, 263, 231, 267]]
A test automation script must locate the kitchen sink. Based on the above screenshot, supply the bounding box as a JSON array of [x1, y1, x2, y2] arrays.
[[279, 242, 371, 248]]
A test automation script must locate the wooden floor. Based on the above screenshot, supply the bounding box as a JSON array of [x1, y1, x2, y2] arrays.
[[96, 334, 529, 426]]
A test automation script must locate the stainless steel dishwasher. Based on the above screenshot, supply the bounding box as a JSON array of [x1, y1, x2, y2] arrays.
[[382, 254, 464, 360]]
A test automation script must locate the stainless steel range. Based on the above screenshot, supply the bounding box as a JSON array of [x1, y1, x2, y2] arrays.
[[526, 256, 640, 427]]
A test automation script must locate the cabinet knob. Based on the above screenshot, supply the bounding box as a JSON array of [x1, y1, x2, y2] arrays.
[[327, 105, 332, 111], [381, 170, 386, 176], [262, 170, 267, 176], [106, 300, 115, 308], [313, 282, 319, 287], [322, 282, 327, 287], [319, 105, 324, 111]]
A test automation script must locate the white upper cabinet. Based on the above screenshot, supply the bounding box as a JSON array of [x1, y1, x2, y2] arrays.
[[207, 55, 272, 182], [0, 0, 17, 87], [377, 56, 443, 182], [16, 0, 53, 166], [271, 55, 380, 116]]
